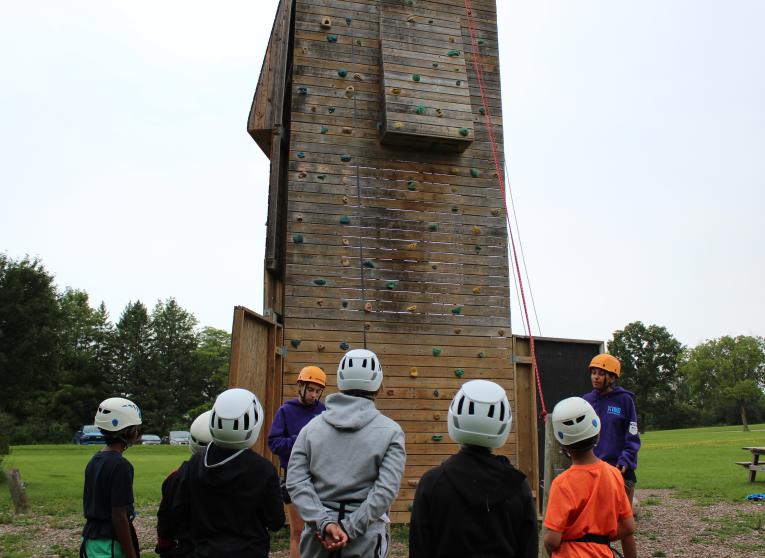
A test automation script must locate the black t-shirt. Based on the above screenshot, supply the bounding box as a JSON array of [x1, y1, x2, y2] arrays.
[[82, 450, 135, 540]]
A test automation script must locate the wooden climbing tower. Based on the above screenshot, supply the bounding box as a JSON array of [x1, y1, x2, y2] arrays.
[[245, 0, 539, 522]]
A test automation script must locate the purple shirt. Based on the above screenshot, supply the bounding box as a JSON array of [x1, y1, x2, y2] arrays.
[[267, 399, 325, 470], [583, 386, 641, 470]]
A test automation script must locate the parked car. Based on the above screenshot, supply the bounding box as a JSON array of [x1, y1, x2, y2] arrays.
[[139, 434, 162, 445], [169, 430, 190, 445], [74, 425, 105, 445]]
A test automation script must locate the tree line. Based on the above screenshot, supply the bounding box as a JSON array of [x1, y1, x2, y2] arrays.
[[0, 255, 230, 444], [608, 322, 765, 431]]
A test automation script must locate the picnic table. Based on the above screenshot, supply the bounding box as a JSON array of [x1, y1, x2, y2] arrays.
[[736, 447, 765, 482]]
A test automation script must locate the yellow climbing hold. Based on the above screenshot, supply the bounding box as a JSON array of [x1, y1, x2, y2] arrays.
[[472, 286, 482, 295], [342, 196, 349, 204], [406, 242, 417, 250], [472, 225, 481, 235], [394, 122, 404, 130], [317, 344, 326, 351], [353, 73, 363, 80], [345, 86, 355, 98], [491, 208, 502, 217], [342, 238, 350, 246], [391, 87, 401, 95], [407, 304, 417, 312], [407, 14, 417, 23], [341, 256, 350, 267], [409, 367, 419, 378], [435, 108, 443, 117]]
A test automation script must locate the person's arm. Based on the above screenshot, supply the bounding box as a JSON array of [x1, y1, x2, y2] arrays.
[[155, 470, 179, 556], [340, 426, 406, 539], [518, 479, 539, 558], [616, 516, 637, 558], [286, 424, 334, 534], [618, 396, 641, 470], [267, 408, 296, 464], [112, 506, 138, 558], [261, 461, 286, 531], [542, 529, 562, 556]]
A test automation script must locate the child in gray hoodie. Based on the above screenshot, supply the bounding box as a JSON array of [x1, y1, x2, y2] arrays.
[[286, 348, 406, 558]]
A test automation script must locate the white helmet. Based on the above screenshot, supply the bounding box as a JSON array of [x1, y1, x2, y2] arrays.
[[337, 349, 383, 392], [551, 397, 600, 446], [448, 380, 512, 448], [95, 397, 142, 432], [209, 388, 264, 450], [189, 410, 213, 455]]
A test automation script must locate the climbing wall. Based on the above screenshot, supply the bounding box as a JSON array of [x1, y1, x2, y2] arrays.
[[281, 0, 511, 523]]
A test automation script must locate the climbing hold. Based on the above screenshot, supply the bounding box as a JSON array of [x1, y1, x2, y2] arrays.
[[472, 286, 482, 295], [317, 344, 326, 351], [451, 206, 459, 213], [433, 389, 439, 397], [388, 389, 395, 396], [364, 302, 373, 312], [327, 34, 338, 43], [345, 16, 352, 25], [470, 168, 480, 178], [341, 256, 350, 267], [451, 306, 462, 315], [391, 87, 401, 95], [338, 68, 348, 77], [355, 39, 362, 46], [386, 281, 397, 290], [456, 80, 462, 86], [450, 167, 459, 174], [345, 86, 355, 98], [394, 122, 404, 130], [447, 49, 460, 57], [340, 154, 352, 162], [428, 223, 438, 231], [405, 0, 415, 6], [432, 435, 443, 442], [433, 413, 440, 420], [320, 17, 332, 29], [472, 225, 481, 235], [291, 339, 301, 348], [296, 152, 305, 159], [341, 300, 349, 308], [407, 305, 417, 312], [478, 351, 486, 358], [297, 86, 308, 95], [415, 105, 425, 115], [296, 214, 304, 222], [365, 322, 371, 330], [498, 329, 506, 336], [454, 368, 465, 378], [448, 37, 455, 43], [479, 106, 486, 115], [292, 234, 304, 243], [478, 38, 486, 46], [340, 341, 350, 350], [432, 347, 442, 357], [454, 328, 462, 334], [407, 479, 418, 487], [376, 122, 383, 131], [320, 126, 329, 134], [313, 278, 327, 286], [491, 208, 502, 216], [412, 74, 421, 82], [407, 14, 417, 23], [328, 106, 336, 113], [407, 180, 417, 190], [363, 260, 375, 268], [435, 108, 443, 117], [342, 196, 349, 204], [339, 215, 350, 224], [409, 367, 419, 378], [341, 127, 353, 135], [406, 242, 417, 250], [311, 106, 316, 112], [353, 73, 363, 81], [459, 128, 470, 137], [317, 174, 327, 180], [342, 238, 350, 246], [302, 47, 309, 54], [298, 171, 307, 178], [432, 62, 439, 68], [316, 299, 323, 307], [431, 264, 438, 270]]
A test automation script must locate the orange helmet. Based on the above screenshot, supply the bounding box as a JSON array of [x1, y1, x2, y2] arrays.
[[297, 366, 326, 387], [589, 354, 621, 377]]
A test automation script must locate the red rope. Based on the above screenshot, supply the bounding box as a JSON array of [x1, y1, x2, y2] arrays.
[[463, 0, 548, 418]]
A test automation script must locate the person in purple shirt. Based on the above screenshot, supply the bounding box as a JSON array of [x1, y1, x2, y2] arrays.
[[267, 365, 327, 558]]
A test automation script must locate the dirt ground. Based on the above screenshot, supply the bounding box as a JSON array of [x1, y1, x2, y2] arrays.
[[1, 489, 762, 557]]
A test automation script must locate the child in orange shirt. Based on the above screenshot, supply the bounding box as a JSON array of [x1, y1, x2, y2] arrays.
[[543, 397, 636, 558]]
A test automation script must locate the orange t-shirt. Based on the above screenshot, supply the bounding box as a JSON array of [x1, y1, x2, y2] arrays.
[[543, 459, 632, 558]]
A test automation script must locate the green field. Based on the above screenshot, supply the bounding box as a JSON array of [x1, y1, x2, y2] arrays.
[[1, 424, 764, 556]]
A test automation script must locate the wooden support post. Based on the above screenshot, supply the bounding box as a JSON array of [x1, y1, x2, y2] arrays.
[[542, 416, 570, 517], [6, 469, 30, 514]]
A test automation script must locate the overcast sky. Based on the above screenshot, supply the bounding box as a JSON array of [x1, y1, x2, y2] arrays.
[[2, 1, 763, 348]]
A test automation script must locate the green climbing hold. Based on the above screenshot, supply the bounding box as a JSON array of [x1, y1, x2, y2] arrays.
[[478, 38, 486, 46], [292, 234, 304, 243], [339, 341, 350, 350], [327, 34, 338, 43], [451, 206, 459, 213], [432, 347, 442, 357], [432, 434, 443, 442], [386, 281, 397, 290], [338, 68, 348, 77], [291, 339, 301, 348], [415, 105, 425, 115], [363, 260, 375, 268], [356, 39, 362, 46], [454, 368, 465, 378], [459, 128, 470, 137], [297, 152, 305, 159], [320, 126, 329, 134], [470, 168, 481, 178], [451, 305, 462, 315], [412, 74, 421, 82], [479, 107, 486, 115], [339, 215, 350, 225], [447, 49, 460, 57], [405, 0, 415, 6], [475, 245, 482, 254], [328, 106, 336, 113], [428, 223, 438, 231], [376, 122, 383, 131], [478, 351, 486, 358], [407, 180, 417, 191], [341, 300, 349, 308], [297, 86, 308, 95], [345, 16, 352, 25], [313, 278, 327, 286], [317, 174, 326, 180], [340, 154, 352, 162]]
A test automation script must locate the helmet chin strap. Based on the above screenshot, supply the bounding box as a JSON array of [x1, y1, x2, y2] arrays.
[[204, 443, 247, 469]]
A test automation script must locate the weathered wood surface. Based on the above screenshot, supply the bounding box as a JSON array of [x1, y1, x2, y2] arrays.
[[6, 469, 30, 514]]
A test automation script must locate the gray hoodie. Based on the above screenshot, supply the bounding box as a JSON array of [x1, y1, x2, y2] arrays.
[[286, 392, 406, 538]]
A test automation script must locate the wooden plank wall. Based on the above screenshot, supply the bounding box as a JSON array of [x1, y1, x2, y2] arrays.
[[283, 0, 509, 523]]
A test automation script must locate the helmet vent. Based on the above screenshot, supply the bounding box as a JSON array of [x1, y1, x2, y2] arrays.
[[253, 407, 259, 422], [362, 358, 367, 368], [497, 422, 507, 435], [218, 418, 223, 429], [371, 359, 376, 371], [102, 409, 111, 414], [457, 395, 465, 414], [487, 404, 495, 418], [575, 415, 585, 424], [452, 415, 460, 429], [243, 412, 250, 430], [563, 419, 575, 426], [468, 401, 475, 415], [370, 372, 378, 382], [233, 419, 239, 431], [341, 357, 346, 370], [499, 402, 506, 422], [348, 358, 353, 368]]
